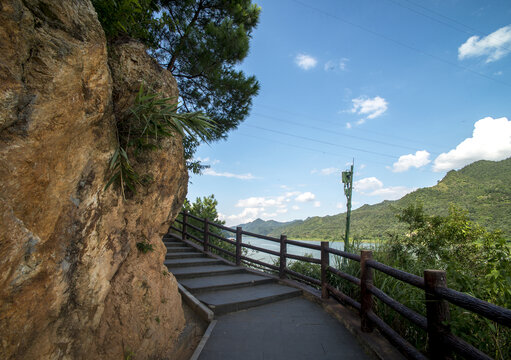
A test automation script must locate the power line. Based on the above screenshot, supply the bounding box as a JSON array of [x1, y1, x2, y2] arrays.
[[290, 0, 511, 88], [383, 0, 511, 54], [255, 103, 443, 149], [237, 132, 391, 166], [253, 111, 440, 155], [243, 123, 399, 159]]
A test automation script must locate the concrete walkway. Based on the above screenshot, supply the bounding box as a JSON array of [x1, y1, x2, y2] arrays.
[[164, 234, 373, 359]]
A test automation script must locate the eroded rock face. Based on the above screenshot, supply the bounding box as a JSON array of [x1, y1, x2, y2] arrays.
[[0, 1, 187, 359]]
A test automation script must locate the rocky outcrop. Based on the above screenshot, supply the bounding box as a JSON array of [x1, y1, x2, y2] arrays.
[[0, 1, 187, 359]]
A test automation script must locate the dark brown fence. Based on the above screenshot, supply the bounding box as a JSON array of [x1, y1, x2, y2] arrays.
[[169, 210, 511, 360]]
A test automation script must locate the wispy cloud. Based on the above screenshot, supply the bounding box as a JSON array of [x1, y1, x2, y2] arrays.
[[351, 96, 388, 122], [203, 168, 256, 180], [392, 150, 431, 172], [295, 192, 316, 202], [458, 25, 511, 63], [295, 53, 317, 70], [311, 167, 340, 176], [196, 156, 220, 165], [433, 116, 511, 172], [354, 177, 415, 200], [324, 58, 349, 71]]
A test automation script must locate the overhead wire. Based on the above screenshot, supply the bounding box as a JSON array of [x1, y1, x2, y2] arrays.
[[252, 111, 440, 155], [289, 0, 511, 88], [255, 103, 444, 149], [237, 132, 391, 166], [243, 123, 400, 159], [382, 0, 511, 54]]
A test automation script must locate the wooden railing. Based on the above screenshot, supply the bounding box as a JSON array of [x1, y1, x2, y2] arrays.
[[169, 210, 511, 360]]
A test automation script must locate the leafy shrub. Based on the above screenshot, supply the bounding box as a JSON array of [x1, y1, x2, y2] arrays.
[[105, 84, 215, 198], [136, 241, 154, 253]]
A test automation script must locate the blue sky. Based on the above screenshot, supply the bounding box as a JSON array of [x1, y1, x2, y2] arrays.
[[187, 0, 511, 226]]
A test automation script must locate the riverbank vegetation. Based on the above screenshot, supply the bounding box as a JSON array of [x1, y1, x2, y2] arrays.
[[286, 203, 511, 359]]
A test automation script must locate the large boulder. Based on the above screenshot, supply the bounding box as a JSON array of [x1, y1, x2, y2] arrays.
[[0, 1, 187, 359]]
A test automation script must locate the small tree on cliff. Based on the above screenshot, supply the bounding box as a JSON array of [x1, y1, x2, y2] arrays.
[[92, 0, 261, 174], [181, 195, 242, 261]]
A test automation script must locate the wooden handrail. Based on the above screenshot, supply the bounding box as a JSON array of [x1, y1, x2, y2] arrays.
[[171, 210, 510, 360]]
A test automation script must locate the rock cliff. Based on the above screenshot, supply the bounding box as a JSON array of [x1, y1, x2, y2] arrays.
[[0, 1, 188, 359]]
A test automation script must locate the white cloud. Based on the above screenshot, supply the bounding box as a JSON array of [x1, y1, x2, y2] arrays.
[[295, 53, 317, 70], [458, 25, 511, 63], [292, 205, 300, 211], [346, 122, 352, 129], [313, 201, 321, 207], [226, 207, 263, 224], [277, 208, 288, 214], [196, 157, 220, 165], [359, 164, 366, 170], [236, 196, 285, 208], [312, 167, 339, 176], [295, 192, 316, 202], [354, 177, 383, 191], [203, 168, 255, 180], [433, 117, 511, 172], [351, 96, 388, 121], [354, 177, 415, 200], [324, 58, 349, 71], [392, 150, 431, 172], [368, 186, 416, 200], [336, 202, 345, 209]]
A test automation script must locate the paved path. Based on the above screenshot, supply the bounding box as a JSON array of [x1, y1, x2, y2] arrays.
[[164, 234, 372, 360]]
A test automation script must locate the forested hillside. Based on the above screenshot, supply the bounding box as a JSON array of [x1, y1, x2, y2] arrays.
[[235, 218, 303, 236], [268, 158, 511, 241]]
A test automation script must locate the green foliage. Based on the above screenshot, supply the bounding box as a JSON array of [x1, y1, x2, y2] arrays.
[[333, 205, 511, 359], [105, 84, 215, 198], [136, 241, 154, 253], [273, 203, 510, 358], [153, 0, 261, 173], [92, 0, 159, 47], [124, 350, 135, 360], [270, 158, 511, 241], [93, 0, 261, 174]]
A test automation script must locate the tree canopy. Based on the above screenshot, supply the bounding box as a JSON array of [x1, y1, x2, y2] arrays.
[[92, 0, 261, 173]]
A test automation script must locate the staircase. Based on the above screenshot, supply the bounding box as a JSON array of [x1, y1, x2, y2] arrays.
[[163, 234, 302, 316]]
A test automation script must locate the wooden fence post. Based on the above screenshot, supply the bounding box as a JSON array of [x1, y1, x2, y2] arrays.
[[360, 250, 374, 332], [235, 227, 242, 266], [204, 218, 209, 252], [424, 270, 451, 360], [321, 242, 329, 299], [279, 235, 287, 279], [182, 210, 188, 241]]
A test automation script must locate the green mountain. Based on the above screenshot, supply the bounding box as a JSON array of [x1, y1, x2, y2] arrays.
[[236, 218, 303, 236], [268, 158, 511, 241]]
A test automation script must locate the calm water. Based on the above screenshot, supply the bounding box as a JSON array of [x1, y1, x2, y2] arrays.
[[242, 237, 348, 266]]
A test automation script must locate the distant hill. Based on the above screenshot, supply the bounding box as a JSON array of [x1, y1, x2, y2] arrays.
[[235, 218, 303, 236], [268, 158, 511, 241]]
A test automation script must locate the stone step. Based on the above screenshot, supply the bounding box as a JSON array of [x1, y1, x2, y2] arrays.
[[164, 257, 223, 268], [169, 265, 245, 279], [180, 273, 274, 293], [164, 241, 186, 248], [195, 283, 302, 315], [165, 252, 205, 259], [167, 246, 195, 253]]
